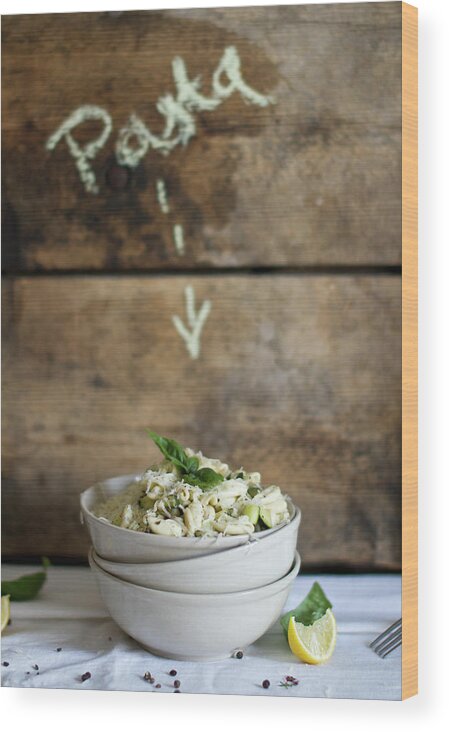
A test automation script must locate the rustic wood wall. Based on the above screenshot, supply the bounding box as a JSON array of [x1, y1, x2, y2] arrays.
[[2, 3, 402, 569]]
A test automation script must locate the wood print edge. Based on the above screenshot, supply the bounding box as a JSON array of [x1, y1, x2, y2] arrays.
[[401, 0, 418, 701]]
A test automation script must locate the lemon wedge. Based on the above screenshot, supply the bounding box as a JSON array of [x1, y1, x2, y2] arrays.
[[1, 595, 11, 633], [288, 608, 337, 664]]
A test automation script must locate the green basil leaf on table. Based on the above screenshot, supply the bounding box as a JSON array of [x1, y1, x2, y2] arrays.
[[280, 581, 332, 635], [1, 557, 51, 601]]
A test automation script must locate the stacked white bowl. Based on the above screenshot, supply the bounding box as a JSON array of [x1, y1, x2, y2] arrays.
[[81, 474, 301, 661]]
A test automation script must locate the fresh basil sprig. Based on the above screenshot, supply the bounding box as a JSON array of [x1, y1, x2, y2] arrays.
[[147, 430, 224, 490], [1, 557, 50, 601]]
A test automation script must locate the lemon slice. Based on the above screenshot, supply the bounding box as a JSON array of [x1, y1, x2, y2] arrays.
[[1, 595, 11, 633], [288, 608, 337, 664]]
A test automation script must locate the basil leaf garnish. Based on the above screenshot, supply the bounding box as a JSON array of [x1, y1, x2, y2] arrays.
[[185, 456, 200, 474], [183, 467, 224, 490], [280, 582, 332, 634], [146, 430, 190, 473], [147, 430, 224, 490]]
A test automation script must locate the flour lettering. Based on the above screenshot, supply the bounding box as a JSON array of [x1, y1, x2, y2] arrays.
[[46, 47, 274, 194]]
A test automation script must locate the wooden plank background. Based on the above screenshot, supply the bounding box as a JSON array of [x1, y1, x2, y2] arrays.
[[2, 3, 403, 569], [2, 3, 401, 271]]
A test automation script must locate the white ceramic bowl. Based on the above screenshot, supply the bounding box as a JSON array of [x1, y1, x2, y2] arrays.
[[81, 474, 297, 563], [91, 505, 300, 593], [89, 548, 300, 661]]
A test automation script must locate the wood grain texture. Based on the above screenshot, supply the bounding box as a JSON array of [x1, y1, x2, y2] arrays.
[[401, 1, 418, 701], [2, 275, 401, 568], [2, 2, 402, 272]]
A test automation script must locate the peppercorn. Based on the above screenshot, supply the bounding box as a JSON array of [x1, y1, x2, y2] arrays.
[[262, 679, 270, 689]]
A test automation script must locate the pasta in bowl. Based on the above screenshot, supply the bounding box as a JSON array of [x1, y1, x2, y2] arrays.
[[80, 432, 297, 563]]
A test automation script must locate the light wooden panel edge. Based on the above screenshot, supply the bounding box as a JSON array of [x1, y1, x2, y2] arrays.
[[402, 1, 418, 701]]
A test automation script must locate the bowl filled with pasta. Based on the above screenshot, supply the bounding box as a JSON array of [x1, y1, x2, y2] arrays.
[[81, 431, 299, 563]]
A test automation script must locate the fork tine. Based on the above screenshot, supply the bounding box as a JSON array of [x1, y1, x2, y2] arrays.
[[372, 623, 402, 650], [369, 619, 402, 649], [373, 628, 402, 657], [378, 637, 402, 658]]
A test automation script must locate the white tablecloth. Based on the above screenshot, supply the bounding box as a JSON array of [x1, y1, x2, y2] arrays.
[[1, 566, 401, 700]]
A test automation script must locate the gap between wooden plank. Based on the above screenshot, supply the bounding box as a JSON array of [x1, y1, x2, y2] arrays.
[[2, 265, 402, 279]]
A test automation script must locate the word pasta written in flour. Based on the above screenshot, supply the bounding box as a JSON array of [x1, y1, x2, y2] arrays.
[[46, 46, 274, 194]]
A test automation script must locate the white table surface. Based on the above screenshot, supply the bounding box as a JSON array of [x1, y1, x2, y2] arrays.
[[1, 566, 401, 700]]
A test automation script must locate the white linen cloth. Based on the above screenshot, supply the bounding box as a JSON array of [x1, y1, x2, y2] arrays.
[[1, 566, 401, 700]]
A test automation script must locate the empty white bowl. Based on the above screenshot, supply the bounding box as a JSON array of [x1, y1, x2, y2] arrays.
[[91, 505, 300, 593], [89, 548, 300, 661], [81, 474, 297, 563]]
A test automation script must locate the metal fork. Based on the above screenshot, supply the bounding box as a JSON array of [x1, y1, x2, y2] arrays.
[[369, 619, 402, 658]]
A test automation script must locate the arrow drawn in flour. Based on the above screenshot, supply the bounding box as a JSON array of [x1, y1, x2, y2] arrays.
[[155, 178, 185, 255], [172, 286, 211, 360]]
